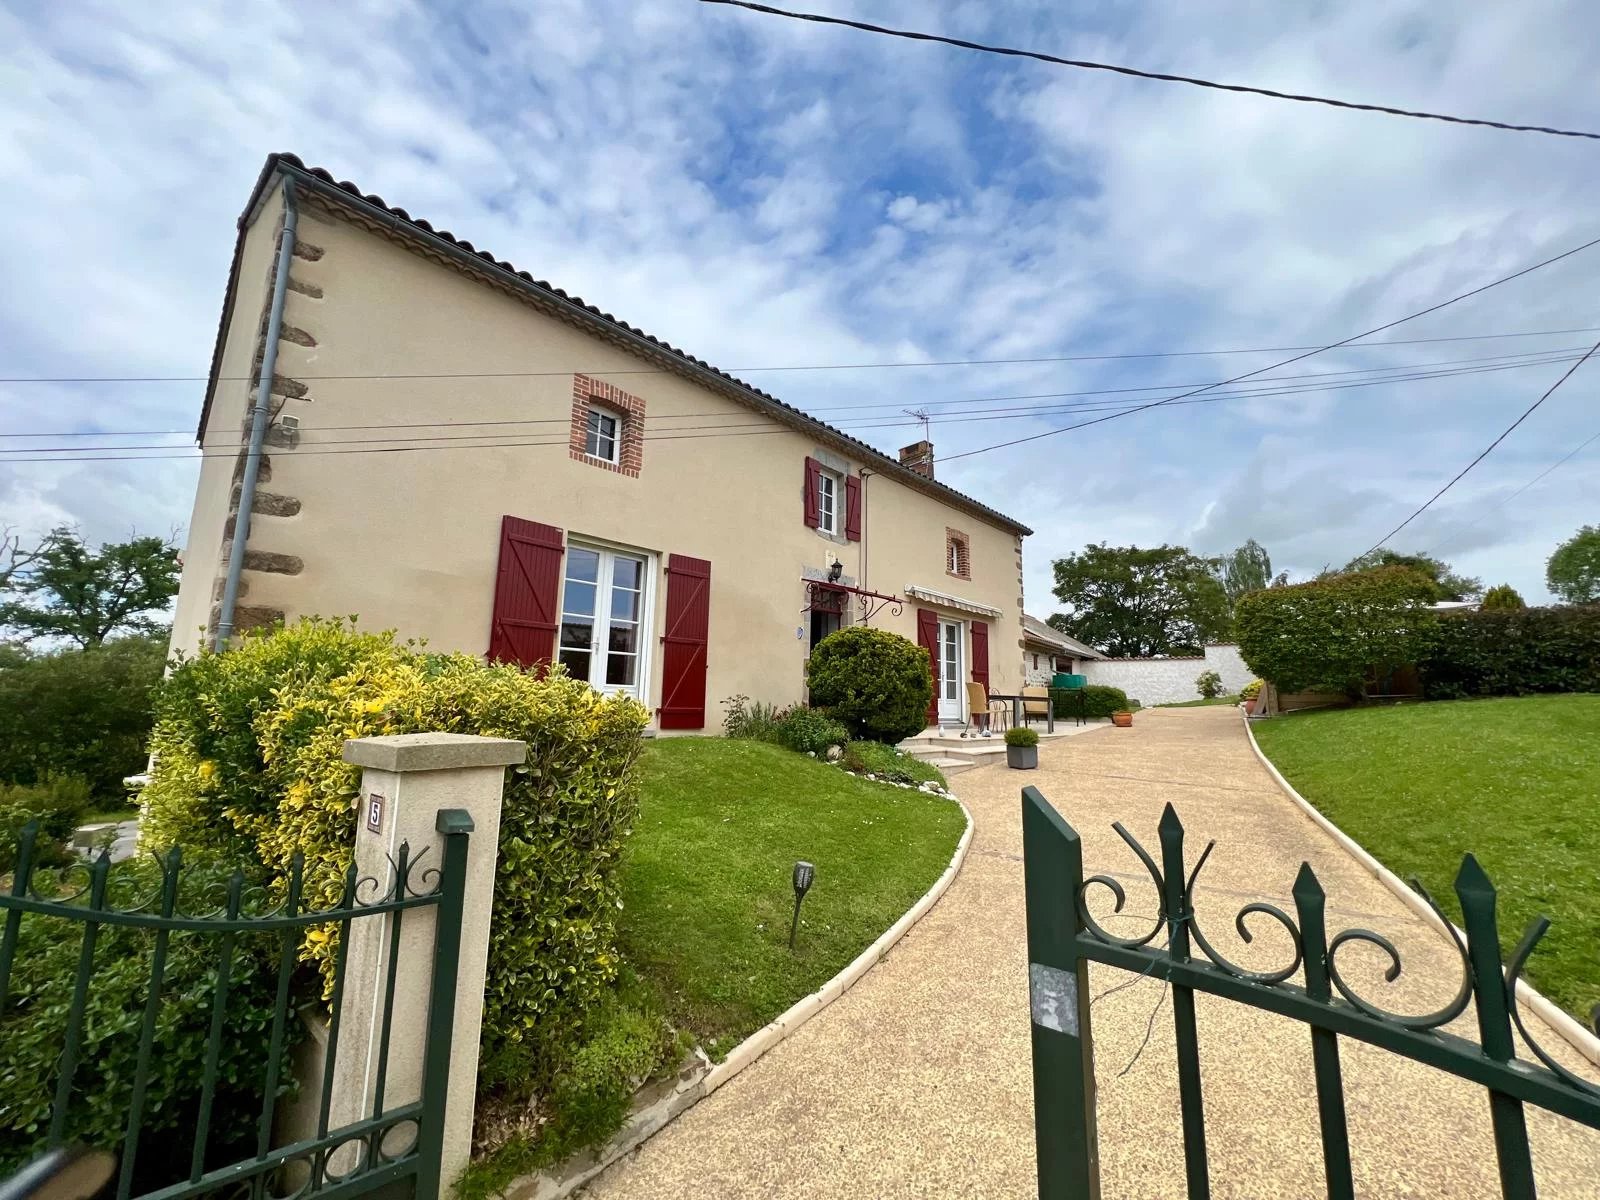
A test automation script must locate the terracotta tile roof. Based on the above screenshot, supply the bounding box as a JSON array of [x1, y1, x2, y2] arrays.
[[199, 152, 1032, 537]]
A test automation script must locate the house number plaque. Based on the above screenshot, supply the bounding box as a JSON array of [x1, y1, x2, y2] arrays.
[[366, 793, 384, 833]]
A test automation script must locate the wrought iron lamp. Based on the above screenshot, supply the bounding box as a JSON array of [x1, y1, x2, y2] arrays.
[[827, 559, 843, 583], [789, 860, 815, 950]]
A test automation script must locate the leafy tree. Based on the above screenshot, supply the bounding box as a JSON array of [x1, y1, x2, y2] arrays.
[[0, 635, 168, 797], [1217, 539, 1273, 605], [1235, 566, 1438, 695], [1480, 583, 1526, 611], [0, 527, 179, 647], [1, 525, 56, 592], [1339, 548, 1481, 602], [1545, 525, 1600, 604], [1050, 543, 1231, 658]]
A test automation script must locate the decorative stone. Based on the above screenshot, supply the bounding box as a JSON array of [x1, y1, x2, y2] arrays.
[[242, 549, 303, 575]]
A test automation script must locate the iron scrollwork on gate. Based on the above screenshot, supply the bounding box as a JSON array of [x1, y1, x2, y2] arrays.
[[0, 815, 471, 1200], [1021, 788, 1600, 1200]]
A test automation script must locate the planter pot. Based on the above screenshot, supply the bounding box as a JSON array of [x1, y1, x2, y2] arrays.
[[1006, 744, 1038, 770], [1111, 712, 1134, 728], [1242, 697, 1258, 716]]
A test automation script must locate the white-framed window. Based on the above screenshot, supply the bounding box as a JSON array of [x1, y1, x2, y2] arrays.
[[584, 406, 622, 463], [817, 469, 840, 535], [558, 543, 650, 697]]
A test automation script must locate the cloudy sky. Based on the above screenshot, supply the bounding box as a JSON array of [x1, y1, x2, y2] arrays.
[[3, 0, 1597, 609]]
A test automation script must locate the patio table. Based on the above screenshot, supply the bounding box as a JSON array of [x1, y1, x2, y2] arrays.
[[985, 692, 1055, 733]]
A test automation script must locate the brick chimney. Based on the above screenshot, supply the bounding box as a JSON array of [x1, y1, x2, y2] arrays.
[[898, 439, 934, 480]]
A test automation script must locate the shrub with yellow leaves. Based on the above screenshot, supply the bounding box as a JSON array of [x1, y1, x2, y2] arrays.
[[140, 617, 649, 1092]]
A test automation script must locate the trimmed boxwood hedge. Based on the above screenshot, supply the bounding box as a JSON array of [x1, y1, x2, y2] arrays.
[[1420, 605, 1600, 699], [1051, 684, 1129, 719], [806, 627, 932, 745]]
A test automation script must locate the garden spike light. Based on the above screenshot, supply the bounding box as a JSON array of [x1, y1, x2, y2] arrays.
[[789, 860, 815, 950]]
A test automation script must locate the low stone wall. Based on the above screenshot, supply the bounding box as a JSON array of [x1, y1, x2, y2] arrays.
[[1081, 644, 1253, 707]]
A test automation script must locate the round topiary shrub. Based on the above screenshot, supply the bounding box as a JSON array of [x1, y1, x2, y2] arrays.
[[1004, 726, 1039, 748], [806, 627, 932, 745]]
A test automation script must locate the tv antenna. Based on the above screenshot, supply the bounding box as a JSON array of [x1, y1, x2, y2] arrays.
[[902, 407, 931, 442]]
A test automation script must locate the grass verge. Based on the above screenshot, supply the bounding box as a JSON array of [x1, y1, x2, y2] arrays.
[[1252, 695, 1600, 1023], [1156, 695, 1240, 708], [618, 737, 965, 1059]]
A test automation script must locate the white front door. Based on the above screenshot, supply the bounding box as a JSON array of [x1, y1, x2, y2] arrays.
[[937, 618, 964, 723]]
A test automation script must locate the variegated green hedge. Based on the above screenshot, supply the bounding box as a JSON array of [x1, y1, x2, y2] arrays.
[[140, 617, 649, 1090]]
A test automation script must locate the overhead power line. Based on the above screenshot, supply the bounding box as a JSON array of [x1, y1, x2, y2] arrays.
[[2, 345, 1584, 443], [0, 350, 1587, 461], [2, 324, 1598, 385], [1361, 338, 1600, 556], [1427, 428, 1600, 557], [939, 233, 1600, 463], [699, 0, 1600, 142]]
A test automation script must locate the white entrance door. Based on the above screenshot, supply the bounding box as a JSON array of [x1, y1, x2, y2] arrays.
[[937, 618, 964, 724]]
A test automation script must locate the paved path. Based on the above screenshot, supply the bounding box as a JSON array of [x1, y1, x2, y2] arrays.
[[586, 707, 1600, 1198]]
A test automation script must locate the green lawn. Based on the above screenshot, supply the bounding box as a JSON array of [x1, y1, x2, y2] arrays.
[[1252, 695, 1600, 1022], [1156, 695, 1240, 708], [618, 738, 965, 1057]]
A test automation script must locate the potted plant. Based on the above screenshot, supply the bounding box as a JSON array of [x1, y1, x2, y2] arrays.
[[1005, 726, 1039, 769], [1240, 679, 1263, 716], [1111, 709, 1134, 728]]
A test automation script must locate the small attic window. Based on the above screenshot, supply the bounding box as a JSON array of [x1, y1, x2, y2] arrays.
[[946, 529, 971, 580]]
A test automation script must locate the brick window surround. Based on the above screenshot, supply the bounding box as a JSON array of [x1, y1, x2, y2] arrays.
[[945, 528, 971, 580], [571, 374, 644, 477]]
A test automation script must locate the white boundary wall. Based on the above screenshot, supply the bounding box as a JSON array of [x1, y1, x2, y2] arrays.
[[1080, 644, 1253, 706]]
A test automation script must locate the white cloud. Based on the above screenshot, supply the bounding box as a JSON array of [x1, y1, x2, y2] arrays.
[[1, 0, 1597, 608]]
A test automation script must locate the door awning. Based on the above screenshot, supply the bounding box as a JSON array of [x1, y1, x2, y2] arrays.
[[904, 584, 1003, 619]]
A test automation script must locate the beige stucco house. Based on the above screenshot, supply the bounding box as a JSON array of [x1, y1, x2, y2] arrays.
[[171, 154, 1032, 733]]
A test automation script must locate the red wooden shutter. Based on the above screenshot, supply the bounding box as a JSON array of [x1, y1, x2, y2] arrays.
[[487, 516, 564, 670], [803, 457, 821, 528], [844, 475, 861, 542], [971, 620, 990, 692], [916, 606, 939, 724], [659, 554, 712, 729]]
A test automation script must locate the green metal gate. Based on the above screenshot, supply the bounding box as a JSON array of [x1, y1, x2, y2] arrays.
[[1021, 786, 1600, 1200], [1, 811, 474, 1200]]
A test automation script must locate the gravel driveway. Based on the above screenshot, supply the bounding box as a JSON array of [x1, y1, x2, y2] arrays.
[[585, 707, 1600, 1198]]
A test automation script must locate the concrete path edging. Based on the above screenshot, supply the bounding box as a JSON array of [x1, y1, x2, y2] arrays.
[[1241, 710, 1600, 1068], [503, 795, 976, 1199]]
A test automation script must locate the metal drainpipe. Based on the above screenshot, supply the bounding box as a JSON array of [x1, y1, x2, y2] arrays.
[[857, 469, 871, 596], [214, 182, 298, 650]]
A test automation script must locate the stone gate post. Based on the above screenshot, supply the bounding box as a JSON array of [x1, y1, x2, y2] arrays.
[[330, 732, 525, 1196]]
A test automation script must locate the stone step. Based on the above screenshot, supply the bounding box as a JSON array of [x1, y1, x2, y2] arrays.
[[902, 743, 1005, 768], [922, 757, 976, 777]]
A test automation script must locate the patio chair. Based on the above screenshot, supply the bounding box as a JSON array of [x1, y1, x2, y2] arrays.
[[962, 681, 1008, 737], [1021, 685, 1052, 728]]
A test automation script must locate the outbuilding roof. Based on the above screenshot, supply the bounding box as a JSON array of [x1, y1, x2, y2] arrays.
[[199, 153, 1032, 538], [1021, 612, 1105, 659]]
